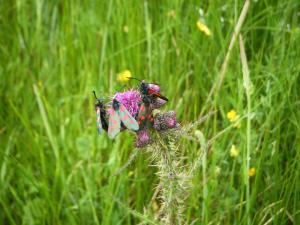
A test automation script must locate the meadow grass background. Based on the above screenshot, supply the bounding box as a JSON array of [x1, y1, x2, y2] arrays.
[[1, 0, 300, 224]]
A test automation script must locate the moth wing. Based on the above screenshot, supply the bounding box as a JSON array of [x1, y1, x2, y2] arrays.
[[108, 109, 121, 139], [137, 103, 147, 119], [137, 103, 153, 130], [96, 107, 103, 134], [118, 104, 139, 131], [153, 92, 168, 101]]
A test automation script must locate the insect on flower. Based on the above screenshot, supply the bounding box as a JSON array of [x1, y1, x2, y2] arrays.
[[139, 80, 169, 104], [132, 78, 169, 129], [120, 78, 170, 147], [93, 91, 108, 134], [108, 99, 139, 139], [93, 77, 179, 148]]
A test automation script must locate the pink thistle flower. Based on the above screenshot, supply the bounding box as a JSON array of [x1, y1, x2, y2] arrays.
[[135, 129, 152, 148], [114, 90, 142, 117], [153, 111, 178, 131]]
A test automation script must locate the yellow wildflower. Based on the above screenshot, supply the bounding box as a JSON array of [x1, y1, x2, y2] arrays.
[[196, 21, 211, 36], [227, 109, 239, 122], [230, 145, 239, 157], [123, 25, 129, 33], [249, 167, 256, 177], [117, 70, 132, 82]]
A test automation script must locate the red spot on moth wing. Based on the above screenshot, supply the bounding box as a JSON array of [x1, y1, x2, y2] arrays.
[[108, 108, 115, 115], [140, 105, 145, 111], [112, 119, 118, 124], [148, 88, 156, 94], [140, 116, 145, 120], [119, 104, 126, 112], [122, 114, 129, 120], [138, 121, 141, 125], [108, 126, 113, 132], [128, 119, 136, 124]]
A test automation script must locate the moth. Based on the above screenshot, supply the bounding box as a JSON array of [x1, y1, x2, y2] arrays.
[[139, 80, 168, 105], [136, 80, 168, 129], [137, 103, 154, 130], [108, 99, 139, 139], [93, 91, 108, 134], [134, 80, 170, 147]]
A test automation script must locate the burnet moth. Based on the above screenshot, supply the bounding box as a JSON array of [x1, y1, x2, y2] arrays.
[[93, 91, 108, 134], [128, 77, 169, 104], [108, 99, 139, 139]]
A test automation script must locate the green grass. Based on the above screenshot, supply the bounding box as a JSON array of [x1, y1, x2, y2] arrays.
[[1, 0, 300, 224]]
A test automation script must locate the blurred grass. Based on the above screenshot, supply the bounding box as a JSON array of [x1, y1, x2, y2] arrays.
[[0, 0, 300, 224]]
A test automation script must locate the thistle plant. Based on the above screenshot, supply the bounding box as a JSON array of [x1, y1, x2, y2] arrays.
[[102, 79, 213, 224], [145, 130, 188, 225], [108, 88, 214, 225], [141, 115, 213, 225]]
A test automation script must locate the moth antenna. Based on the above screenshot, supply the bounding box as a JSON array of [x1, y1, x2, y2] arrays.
[[93, 91, 98, 99], [128, 77, 142, 82]]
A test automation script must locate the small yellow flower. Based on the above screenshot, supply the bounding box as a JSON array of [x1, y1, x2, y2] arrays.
[[117, 70, 132, 82], [230, 145, 239, 157], [227, 109, 239, 122], [249, 167, 256, 177], [123, 25, 129, 33], [196, 21, 211, 36]]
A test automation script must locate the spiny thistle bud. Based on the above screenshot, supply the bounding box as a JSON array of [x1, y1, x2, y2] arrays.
[[153, 111, 179, 131], [135, 129, 152, 148]]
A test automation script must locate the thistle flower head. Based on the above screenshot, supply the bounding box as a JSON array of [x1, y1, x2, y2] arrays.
[[135, 129, 152, 148], [114, 90, 141, 117], [153, 111, 178, 131]]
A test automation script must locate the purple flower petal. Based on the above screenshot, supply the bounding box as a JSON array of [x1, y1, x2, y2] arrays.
[[135, 129, 152, 148], [114, 90, 142, 117], [153, 111, 178, 131]]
